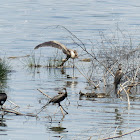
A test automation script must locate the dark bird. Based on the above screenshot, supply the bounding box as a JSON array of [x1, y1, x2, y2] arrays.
[[0, 93, 7, 109], [49, 88, 67, 106], [37, 88, 68, 115], [114, 64, 124, 91], [34, 41, 78, 67]]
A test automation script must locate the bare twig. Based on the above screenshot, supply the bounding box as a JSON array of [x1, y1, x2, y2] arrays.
[[3, 108, 36, 117], [100, 128, 140, 140], [59, 136, 63, 140], [60, 104, 68, 115], [118, 82, 130, 106], [60, 106, 65, 117], [57, 25, 115, 78], [37, 89, 51, 99], [71, 62, 98, 88], [7, 99, 19, 107], [36, 102, 49, 115], [133, 64, 140, 81]]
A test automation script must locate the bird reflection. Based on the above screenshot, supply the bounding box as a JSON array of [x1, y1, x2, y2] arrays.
[[60, 68, 66, 75], [64, 81, 78, 88], [49, 126, 67, 134], [0, 116, 7, 127], [114, 108, 123, 135]]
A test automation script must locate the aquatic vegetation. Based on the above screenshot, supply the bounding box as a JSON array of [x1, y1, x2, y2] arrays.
[[59, 25, 140, 105], [0, 58, 11, 92], [0, 58, 11, 80], [45, 49, 72, 68], [0, 58, 11, 99], [23, 49, 72, 69], [46, 57, 63, 68], [23, 51, 42, 68]]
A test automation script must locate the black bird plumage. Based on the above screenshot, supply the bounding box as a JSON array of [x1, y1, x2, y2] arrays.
[[49, 88, 67, 105], [0, 93, 7, 109], [114, 64, 124, 90], [37, 88, 68, 115]]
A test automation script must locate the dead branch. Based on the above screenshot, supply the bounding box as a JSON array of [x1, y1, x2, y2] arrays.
[[118, 82, 130, 106], [133, 64, 140, 81], [2, 108, 36, 117], [100, 128, 140, 140], [57, 25, 115, 78], [37, 89, 51, 99], [72, 62, 99, 88], [7, 99, 20, 108]]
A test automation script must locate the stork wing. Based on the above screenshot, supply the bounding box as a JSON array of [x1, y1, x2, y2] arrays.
[[34, 41, 68, 54]]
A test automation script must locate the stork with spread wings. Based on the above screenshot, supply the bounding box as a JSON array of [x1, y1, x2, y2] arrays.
[[34, 41, 78, 67]]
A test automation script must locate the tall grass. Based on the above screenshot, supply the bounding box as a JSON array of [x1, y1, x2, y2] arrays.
[[45, 49, 71, 68], [23, 49, 71, 69], [23, 51, 41, 68], [0, 57, 11, 92], [0, 58, 11, 80]]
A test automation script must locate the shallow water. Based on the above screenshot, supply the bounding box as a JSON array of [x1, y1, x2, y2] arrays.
[[0, 0, 140, 140]]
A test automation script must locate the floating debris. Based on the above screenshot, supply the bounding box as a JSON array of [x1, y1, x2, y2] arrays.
[[80, 58, 91, 62], [79, 91, 109, 98]]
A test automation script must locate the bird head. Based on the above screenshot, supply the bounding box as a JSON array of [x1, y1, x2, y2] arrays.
[[63, 88, 67, 91], [118, 64, 122, 70], [63, 88, 67, 97], [74, 50, 78, 58]]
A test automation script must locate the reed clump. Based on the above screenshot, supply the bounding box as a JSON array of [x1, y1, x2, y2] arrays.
[[45, 49, 72, 68], [0, 57, 11, 92], [23, 52, 42, 68], [0, 58, 11, 80]]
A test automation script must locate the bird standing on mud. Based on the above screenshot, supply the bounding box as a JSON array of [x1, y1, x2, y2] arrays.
[[114, 64, 124, 91], [34, 41, 78, 67], [0, 93, 7, 109]]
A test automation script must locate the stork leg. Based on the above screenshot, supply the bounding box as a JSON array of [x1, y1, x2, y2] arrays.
[[73, 59, 75, 68], [72, 59, 75, 78]]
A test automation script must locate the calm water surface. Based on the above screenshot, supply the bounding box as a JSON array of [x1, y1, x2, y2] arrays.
[[0, 0, 140, 140]]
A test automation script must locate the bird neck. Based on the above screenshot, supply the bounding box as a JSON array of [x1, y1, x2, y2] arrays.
[[70, 50, 76, 58], [64, 89, 67, 97]]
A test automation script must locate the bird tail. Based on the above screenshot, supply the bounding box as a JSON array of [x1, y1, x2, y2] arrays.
[[114, 82, 118, 94], [115, 83, 118, 90]]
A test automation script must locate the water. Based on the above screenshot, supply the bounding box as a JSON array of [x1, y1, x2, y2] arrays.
[[0, 0, 140, 139]]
